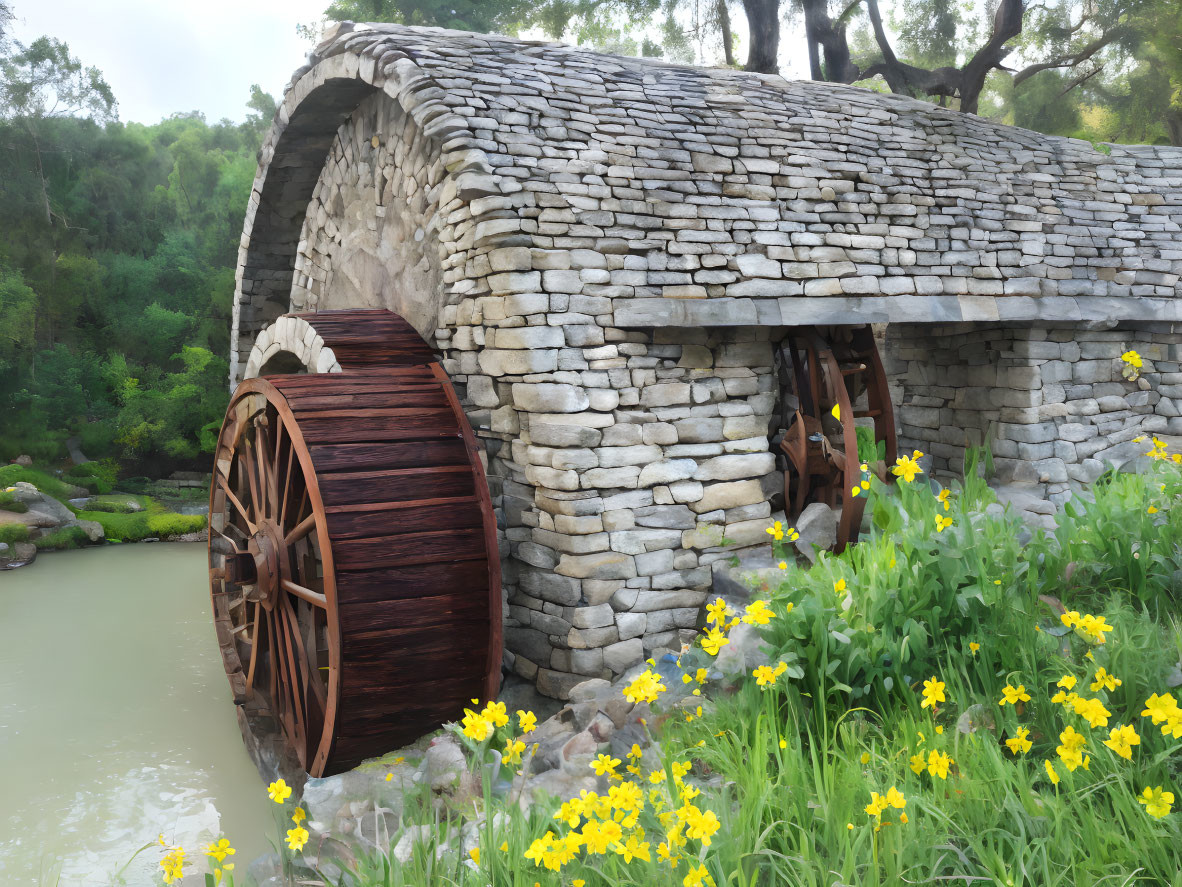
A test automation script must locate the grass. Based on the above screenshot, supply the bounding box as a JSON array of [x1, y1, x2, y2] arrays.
[[0, 464, 87, 501], [74, 497, 206, 542], [0, 489, 28, 512], [134, 448, 1182, 886], [0, 523, 30, 545], [33, 524, 90, 550]]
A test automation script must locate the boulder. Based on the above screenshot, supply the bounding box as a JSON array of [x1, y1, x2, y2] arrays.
[[794, 502, 837, 562]]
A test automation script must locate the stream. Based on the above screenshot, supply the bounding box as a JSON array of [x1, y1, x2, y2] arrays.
[[0, 544, 273, 885]]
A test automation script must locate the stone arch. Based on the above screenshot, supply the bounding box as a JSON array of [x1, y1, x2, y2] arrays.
[[242, 315, 343, 380], [288, 89, 448, 343], [230, 32, 503, 385]]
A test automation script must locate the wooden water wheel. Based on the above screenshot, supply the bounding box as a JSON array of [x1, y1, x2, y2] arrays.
[[778, 325, 897, 551], [208, 310, 501, 777]]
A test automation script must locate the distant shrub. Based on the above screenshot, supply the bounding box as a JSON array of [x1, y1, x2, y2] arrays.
[[63, 460, 119, 494]]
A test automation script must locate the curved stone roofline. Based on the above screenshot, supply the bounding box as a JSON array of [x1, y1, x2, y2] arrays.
[[233, 22, 1182, 388], [230, 27, 502, 384]]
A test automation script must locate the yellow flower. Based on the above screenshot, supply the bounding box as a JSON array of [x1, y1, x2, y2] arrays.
[[1090, 668, 1121, 693], [865, 792, 887, 818], [885, 786, 906, 809], [909, 752, 926, 775], [202, 837, 236, 864], [1102, 724, 1140, 760], [927, 750, 953, 780], [742, 599, 774, 625], [892, 452, 924, 483], [481, 700, 509, 728], [1045, 759, 1060, 786], [1138, 786, 1174, 819], [500, 841, 509, 852], [778, 560, 788, 569], [920, 676, 946, 709], [753, 664, 778, 687], [1056, 726, 1090, 772], [615, 833, 651, 863], [159, 847, 186, 884], [285, 826, 310, 852], [592, 753, 621, 776], [765, 520, 785, 541], [461, 708, 493, 741], [779, 737, 787, 749], [834, 578, 847, 595], [935, 514, 953, 533], [267, 779, 292, 804], [683, 863, 714, 887], [705, 597, 731, 625], [860, 751, 871, 764], [701, 627, 730, 656], [1005, 727, 1032, 756], [1122, 349, 1143, 368], [469, 847, 480, 866], [1148, 505, 1159, 514], [623, 669, 667, 705], [1057, 674, 1077, 690], [936, 488, 951, 510], [900, 812, 909, 824], [969, 641, 979, 655], [385, 773, 394, 782], [518, 710, 537, 733], [504, 737, 527, 765], [999, 684, 1031, 706]]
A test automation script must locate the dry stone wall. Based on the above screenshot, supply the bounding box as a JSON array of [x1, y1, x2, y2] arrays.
[[888, 322, 1182, 503], [231, 23, 1182, 697]]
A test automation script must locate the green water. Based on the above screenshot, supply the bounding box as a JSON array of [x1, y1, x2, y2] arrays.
[[0, 544, 274, 885]]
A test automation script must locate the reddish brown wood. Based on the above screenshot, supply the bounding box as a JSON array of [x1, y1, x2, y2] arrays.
[[778, 325, 897, 552], [210, 309, 502, 776]]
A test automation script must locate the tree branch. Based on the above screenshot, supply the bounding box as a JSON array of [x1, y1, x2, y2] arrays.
[[1010, 27, 1124, 87]]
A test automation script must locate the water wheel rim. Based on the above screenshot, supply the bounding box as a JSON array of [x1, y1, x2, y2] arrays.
[[208, 377, 340, 776]]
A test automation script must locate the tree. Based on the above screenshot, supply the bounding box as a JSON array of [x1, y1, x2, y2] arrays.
[[320, 0, 533, 33]]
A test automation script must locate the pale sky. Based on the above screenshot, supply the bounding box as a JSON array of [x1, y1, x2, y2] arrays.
[[9, 1, 809, 126], [10, 0, 328, 124]]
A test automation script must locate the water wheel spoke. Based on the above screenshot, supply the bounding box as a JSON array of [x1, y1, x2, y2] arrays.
[[242, 436, 264, 525], [280, 578, 328, 608], [278, 441, 296, 528], [244, 602, 263, 695], [272, 599, 308, 758], [284, 513, 317, 548], [216, 474, 257, 534], [280, 593, 327, 717]]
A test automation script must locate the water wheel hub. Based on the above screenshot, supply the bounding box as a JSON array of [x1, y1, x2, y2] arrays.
[[247, 522, 287, 611]]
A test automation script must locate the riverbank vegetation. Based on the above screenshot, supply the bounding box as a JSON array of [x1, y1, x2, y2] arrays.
[[153, 446, 1180, 886], [0, 4, 274, 478]]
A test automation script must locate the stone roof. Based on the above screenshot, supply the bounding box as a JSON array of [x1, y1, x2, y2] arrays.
[[232, 22, 1182, 378]]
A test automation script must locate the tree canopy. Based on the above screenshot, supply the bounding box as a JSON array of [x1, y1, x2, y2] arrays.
[[0, 19, 271, 473]]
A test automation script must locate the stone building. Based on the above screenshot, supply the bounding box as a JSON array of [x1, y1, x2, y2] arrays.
[[230, 23, 1182, 697]]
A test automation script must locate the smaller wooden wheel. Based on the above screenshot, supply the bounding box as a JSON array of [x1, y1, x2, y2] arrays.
[[209, 381, 338, 774], [778, 325, 897, 551]]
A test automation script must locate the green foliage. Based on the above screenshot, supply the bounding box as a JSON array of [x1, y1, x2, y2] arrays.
[[32, 523, 89, 550], [62, 459, 118, 494], [321, 0, 534, 33], [0, 523, 29, 545], [0, 489, 28, 512], [0, 463, 87, 500], [75, 496, 205, 542], [0, 40, 259, 470]]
